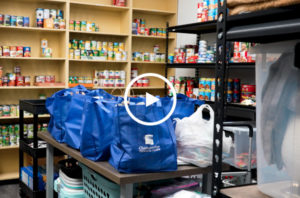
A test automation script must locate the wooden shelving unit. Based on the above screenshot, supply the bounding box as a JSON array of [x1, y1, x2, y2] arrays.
[[0, 0, 177, 181]]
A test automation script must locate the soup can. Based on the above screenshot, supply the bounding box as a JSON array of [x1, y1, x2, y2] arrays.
[[75, 21, 80, 31], [24, 76, 30, 86], [44, 9, 50, 19], [36, 8, 44, 19], [69, 48, 74, 59], [10, 46, 16, 57], [23, 17, 29, 27], [16, 16, 23, 27], [4, 15, 11, 26], [0, 14, 3, 25], [59, 19, 65, 29], [3, 46, 10, 57], [80, 21, 86, 31], [87, 21, 93, 32], [57, 10, 63, 19], [50, 9, 56, 19], [10, 16, 17, 26], [69, 20, 74, 30]]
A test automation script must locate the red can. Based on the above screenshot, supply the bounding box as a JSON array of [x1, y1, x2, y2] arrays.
[[24, 76, 30, 86], [50, 75, 55, 83], [137, 79, 143, 87], [45, 75, 51, 83], [142, 78, 149, 87], [145, 28, 150, 36], [242, 85, 256, 93], [16, 76, 24, 86]]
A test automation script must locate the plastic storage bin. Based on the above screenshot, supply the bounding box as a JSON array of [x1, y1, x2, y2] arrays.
[[254, 40, 300, 197], [223, 126, 256, 170], [79, 163, 120, 198], [21, 166, 45, 191]]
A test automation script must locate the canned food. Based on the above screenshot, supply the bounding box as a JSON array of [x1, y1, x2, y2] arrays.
[[72, 39, 78, 49], [109, 70, 115, 79], [16, 76, 24, 86], [109, 79, 115, 87], [103, 79, 110, 87], [227, 91, 233, 103], [80, 21, 86, 31], [87, 22, 92, 32], [4, 15, 11, 26], [144, 53, 150, 62], [119, 42, 124, 51], [108, 51, 114, 61], [108, 42, 113, 51], [91, 40, 97, 50], [69, 48, 74, 59], [3, 46, 10, 57], [93, 50, 99, 57], [78, 40, 85, 49], [0, 14, 3, 25], [16, 16, 23, 27], [115, 52, 121, 61], [23, 47, 31, 57], [10, 46, 16, 57], [37, 19, 44, 28], [92, 23, 96, 32], [85, 41, 91, 50], [45, 75, 51, 83], [59, 19, 65, 29], [53, 19, 60, 29], [50, 9, 56, 19], [74, 49, 80, 59], [36, 8, 44, 19], [2, 105, 10, 117], [57, 10, 63, 19], [69, 20, 74, 30], [24, 76, 30, 86], [75, 21, 80, 31], [44, 9, 50, 19], [142, 78, 149, 87], [23, 17, 29, 27]]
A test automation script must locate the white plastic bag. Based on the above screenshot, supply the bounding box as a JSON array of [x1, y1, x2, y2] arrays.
[[175, 104, 232, 167]]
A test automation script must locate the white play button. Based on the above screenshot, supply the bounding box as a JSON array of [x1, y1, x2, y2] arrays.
[[146, 92, 160, 107]]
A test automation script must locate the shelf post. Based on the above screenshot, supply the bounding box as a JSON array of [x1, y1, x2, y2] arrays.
[[165, 22, 170, 96], [212, 0, 228, 197]]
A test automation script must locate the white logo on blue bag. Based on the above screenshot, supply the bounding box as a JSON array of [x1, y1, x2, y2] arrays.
[[144, 134, 154, 145]]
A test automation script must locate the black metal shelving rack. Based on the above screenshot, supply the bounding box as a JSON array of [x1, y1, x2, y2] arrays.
[[166, 2, 300, 198], [19, 100, 48, 198]]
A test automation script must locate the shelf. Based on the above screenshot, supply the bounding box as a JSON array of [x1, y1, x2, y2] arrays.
[[0, 57, 66, 61], [132, 61, 165, 65], [70, 2, 129, 11], [133, 8, 176, 16], [0, 145, 19, 150], [206, 101, 256, 120], [19, 180, 45, 198], [0, 115, 50, 120], [221, 185, 270, 198], [69, 59, 127, 63], [0, 26, 66, 33], [226, 5, 300, 43], [0, 172, 19, 181], [93, 87, 125, 90], [168, 20, 217, 34], [167, 62, 255, 69], [132, 87, 165, 90], [69, 30, 128, 37], [132, 35, 175, 40], [0, 86, 65, 90]]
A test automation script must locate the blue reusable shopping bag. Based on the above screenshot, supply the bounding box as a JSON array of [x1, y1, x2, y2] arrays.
[[109, 100, 177, 173], [80, 95, 123, 161], [46, 85, 88, 143], [64, 89, 116, 150], [162, 94, 204, 121]]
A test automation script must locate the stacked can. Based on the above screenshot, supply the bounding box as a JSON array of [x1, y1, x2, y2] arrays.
[[197, 0, 208, 22], [69, 76, 93, 85], [0, 66, 32, 87], [132, 52, 166, 63], [227, 78, 233, 103], [69, 39, 126, 61], [0, 14, 29, 27], [0, 46, 30, 58], [35, 75, 55, 84], [36, 8, 65, 29], [0, 124, 20, 147], [198, 78, 213, 101], [0, 105, 19, 117], [198, 40, 207, 63], [241, 85, 256, 102], [132, 18, 166, 37], [69, 20, 99, 32], [93, 70, 126, 88], [113, 0, 126, 7], [233, 78, 241, 103]]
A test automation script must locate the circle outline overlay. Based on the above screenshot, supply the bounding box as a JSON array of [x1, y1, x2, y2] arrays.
[[124, 73, 177, 126]]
